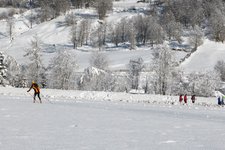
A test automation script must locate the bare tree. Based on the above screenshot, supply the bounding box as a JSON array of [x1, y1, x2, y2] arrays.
[[7, 17, 14, 41], [93, 0, 113, 20], [78, 19, 91, 46], [65, 13, 77, 26], [70, 23, 78, 49], [127, 20, 136, 50], [109, 17, 129, 46], [38, 0, 70, 21]]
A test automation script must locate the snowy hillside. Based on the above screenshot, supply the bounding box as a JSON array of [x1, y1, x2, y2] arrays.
[[0, 0, 224, 73], [181, 39, 225, 72], [0, 1, 187, 71]]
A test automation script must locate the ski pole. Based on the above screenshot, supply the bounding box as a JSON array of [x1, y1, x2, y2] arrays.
[[41, 94, 53, 104], [27, 92, 40, 103]]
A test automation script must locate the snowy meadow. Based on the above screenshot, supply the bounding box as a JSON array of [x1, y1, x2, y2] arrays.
[[1, 87, 225, 150]]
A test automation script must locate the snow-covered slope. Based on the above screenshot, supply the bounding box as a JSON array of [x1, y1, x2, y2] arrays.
[[180, 39, 225, 72], [0, 1, 223, 72]]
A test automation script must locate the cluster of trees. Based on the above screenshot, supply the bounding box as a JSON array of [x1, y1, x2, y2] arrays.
[[2, 0, 225, 48], [0, 51, 24, 87], [156, 0, 225, 42], [66, 0, 225, 51], [0, 37, 220, 97]]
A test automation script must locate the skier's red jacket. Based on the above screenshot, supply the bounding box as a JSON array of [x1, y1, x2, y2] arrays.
[[179, 95, 183, 102], [184, 95, 187, 103], [28, 82, 40, 93]]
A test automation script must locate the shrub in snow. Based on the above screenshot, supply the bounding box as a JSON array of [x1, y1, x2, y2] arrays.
[[78, 67, 116, 91]]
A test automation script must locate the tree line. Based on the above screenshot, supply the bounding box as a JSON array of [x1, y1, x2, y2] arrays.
[[0, 37, 223, 97]]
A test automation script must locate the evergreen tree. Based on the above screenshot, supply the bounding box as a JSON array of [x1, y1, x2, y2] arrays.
[[0, 52, 7, 86]]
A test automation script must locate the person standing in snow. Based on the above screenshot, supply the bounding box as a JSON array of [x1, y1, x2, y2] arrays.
[[191, 95, 196, 103], [184, 94, 187, 104], [221, 96, 224, 105], [179, 94, 183, 103], [27, 81, 42, 103], [217, 96, 221, 105]]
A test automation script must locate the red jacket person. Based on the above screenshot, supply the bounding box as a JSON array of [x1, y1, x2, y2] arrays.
[[27, 81, 42, 103]]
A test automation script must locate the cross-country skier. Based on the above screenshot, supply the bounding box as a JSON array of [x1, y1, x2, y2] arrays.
[[27, 81, 42, 103], [191, 95, 196, 103], [184, 94, 187, 104], [179, 94, 183, 103]]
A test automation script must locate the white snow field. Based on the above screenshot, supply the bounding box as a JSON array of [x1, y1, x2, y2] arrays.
[[0, 87, 225, 150], [180, 39, 225, 73]]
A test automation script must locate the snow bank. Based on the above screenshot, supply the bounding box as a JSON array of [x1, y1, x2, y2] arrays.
[[0, 87, 219, 107]]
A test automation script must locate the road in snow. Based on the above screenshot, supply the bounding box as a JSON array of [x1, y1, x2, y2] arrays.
[[0, 94, 225, 150]]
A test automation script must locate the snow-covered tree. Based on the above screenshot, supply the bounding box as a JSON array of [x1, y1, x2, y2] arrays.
[[70, 23, 78, 49], [48, 50, 78, 90], [89, 51, 108, 70], [24, 35, 45, 86], [208, 10, 225, 42], [109, 17, 129, 46], [188, 25, 204, 50], [90, 22, 107, 50], [128, 22, 136, 50], [65, 13, 77, 26], [128, 57, 144, 90], [188, 71, 220, 97], [0, 52, 7, 86], [0, 51, 22, 87], [214, 60, 225, 82], [74, 19, 92, 47], [78, 67, 115, 91], [38, 0, 70, 21], [151, 44, 175, 95]]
